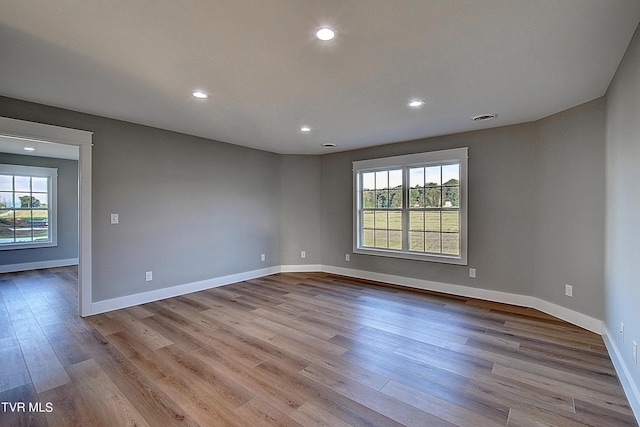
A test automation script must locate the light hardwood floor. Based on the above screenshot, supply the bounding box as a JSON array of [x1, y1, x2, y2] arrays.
[[0, 266, 636, 426]]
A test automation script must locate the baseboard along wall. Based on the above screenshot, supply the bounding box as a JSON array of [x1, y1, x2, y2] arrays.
[[0, 258, 79, 274], [84, 262, 638, 423]]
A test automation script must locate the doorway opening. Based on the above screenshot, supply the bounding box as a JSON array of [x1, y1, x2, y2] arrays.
[[0, 117, 92, 316]]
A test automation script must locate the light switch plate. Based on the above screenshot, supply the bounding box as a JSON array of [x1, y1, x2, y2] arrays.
[[110, 213, 119, 224]]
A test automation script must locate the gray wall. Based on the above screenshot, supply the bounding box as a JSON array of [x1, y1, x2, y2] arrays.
[[605, 22, 640, 395], [0, 92, 607, 322], [0, 96, 281, 302], [321, 123, 539, 296], [318, 100, 606, 320], [280, 155, 322, 266], [0, 153, 78, 266], [534, 99, 606, 319]]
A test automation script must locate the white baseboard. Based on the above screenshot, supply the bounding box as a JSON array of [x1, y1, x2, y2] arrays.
[[87, 263, 603, 334], [0, 258, 79, 274], [603, 326, 640, 423], [89, 266, 280, 315], [321, 265, 603, 334], [280, 264, 323, 273]]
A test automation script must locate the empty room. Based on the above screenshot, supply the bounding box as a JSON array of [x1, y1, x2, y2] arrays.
[[1, 1, 640, 426]]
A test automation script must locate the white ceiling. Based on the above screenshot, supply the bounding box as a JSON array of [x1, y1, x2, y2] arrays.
[[1, 1, 639, 155], [0, 135, 79, 160]]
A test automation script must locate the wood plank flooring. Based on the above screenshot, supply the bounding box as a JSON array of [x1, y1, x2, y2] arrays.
[[0, 267, 637, 426]]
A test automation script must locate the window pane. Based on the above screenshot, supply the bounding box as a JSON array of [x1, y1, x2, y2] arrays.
[[409, 231, 424, 251], [363, 190, 375, 208], [362, 172, 375, 191], [15, 208, 32, 224], [363, 229, 374, 247], [363, 210, 374, 228], [409, 211, 424, 231], [0, 192, 12, 208], [16, 233, 33, 242], [409, 167, 424, 188], [15, 209, 33, 242], [389, 169, 402, 189], [409, 187, 423, 208], [425, 232, 441, 253], [32, 210, 49, 241], [375, 190, 388, 208], [442, 233, 460, 255], [388, 211, 402, 230], [15, 193, 32, 208], [442, 186, 459, 208], [374, 230, 388, 248], [0, 210, 15, 243], [14, 176, 30, 192], [374, 211, 388, 229], [375, 171, 388, 190], [442, 211, 459, 233], [32, 177, 48, 193], [442, 164, 459, 185], [0, 175, 12, 191], [388, 231, 402, 249], [389, 188, 402, 208], [425, 187, 441, 208], [31, 193, 48, 208], [425, 211, 441, 232], [425, 166, 441, 186]]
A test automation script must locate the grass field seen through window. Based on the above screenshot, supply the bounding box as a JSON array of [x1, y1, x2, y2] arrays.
[[362, 209, 459, 254]]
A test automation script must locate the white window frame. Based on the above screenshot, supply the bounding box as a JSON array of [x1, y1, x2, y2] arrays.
[[0, 164, 58, 250], [353, 147, 468, 265]]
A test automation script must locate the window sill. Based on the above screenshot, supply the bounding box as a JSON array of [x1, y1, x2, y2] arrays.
[[0, 241, 57, 251], [353, 246, 467, 265]]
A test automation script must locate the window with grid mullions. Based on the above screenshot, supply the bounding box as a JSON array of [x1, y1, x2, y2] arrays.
[[0, 164, 58, 250], [353, 148, 468, 265]]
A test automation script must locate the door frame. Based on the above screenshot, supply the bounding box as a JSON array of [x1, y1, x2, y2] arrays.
[[0, 116, 93, 316]]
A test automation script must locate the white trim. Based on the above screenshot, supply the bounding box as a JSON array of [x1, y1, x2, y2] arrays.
[[77, 140, 91, 316], [320, 265, 603, 334], [603, 326, 640, 423], [86, 262, 602, 334], [89, 266, 280, 315], [0, 117, 92, 147], [352, 147, 469, 170], [0, 117, 92, 317], [0, 258, 78, 274], [280, 264, 323, 272]]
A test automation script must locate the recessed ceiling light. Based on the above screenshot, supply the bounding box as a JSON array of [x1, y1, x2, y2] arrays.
[[300, 126, 311, 132], [192, 90, 208, 99], [322, 143, 336, 148], [408, 99, 425, 108], [24, 147, 35, 151], [316, 27, 335, 41], [472, 113, 497, 121]]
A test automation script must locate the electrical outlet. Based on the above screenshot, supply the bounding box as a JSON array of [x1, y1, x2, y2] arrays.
[[565, 284, 573, 297], [110, 213, 119, 224], [469, 268, 476, 278], [345, 254, 350, 262], [145, 271, 153, 282], [301, 251, 306, 258], [633, 341, 638, 365], [620, 322, 625, 342], [261, 254, 265, 262]]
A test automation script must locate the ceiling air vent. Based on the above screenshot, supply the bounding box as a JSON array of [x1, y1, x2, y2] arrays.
[[472, 114, 497, 121]]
